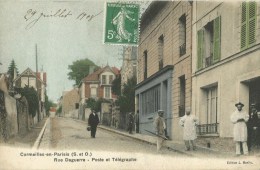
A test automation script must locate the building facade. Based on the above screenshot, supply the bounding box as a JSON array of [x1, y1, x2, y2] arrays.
[[192, 1, 260, 139], [121, 46, 137, 87], [61, 88, 80, 118], [79, 65, 120, 102], [78, 65, 120, 120], [136, 1, 192, 139]]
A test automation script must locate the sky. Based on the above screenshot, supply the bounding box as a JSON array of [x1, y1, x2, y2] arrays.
[[0, 0, 149, 102]]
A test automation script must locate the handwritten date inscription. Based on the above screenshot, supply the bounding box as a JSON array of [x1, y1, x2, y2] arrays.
[[24, 9, 103, 30]]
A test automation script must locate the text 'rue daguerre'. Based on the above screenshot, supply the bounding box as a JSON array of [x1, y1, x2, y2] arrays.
[[24, 9, 103, 30]]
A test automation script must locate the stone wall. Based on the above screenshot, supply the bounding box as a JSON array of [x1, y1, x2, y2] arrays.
[[0, 90, 7, 142], [16, 96, 30, 136]]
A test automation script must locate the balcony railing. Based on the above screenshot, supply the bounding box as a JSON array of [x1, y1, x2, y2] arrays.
[[179, 43, 186, 56], [196, 123, 219, 135]]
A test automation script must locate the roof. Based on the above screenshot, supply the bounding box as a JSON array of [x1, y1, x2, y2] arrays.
[[140, 1, 168, 32], [13, 67, 46, 85], [81, 65, 120, 83]]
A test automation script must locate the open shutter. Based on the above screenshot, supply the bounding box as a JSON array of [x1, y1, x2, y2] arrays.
[[197, 29, 204, 70], [248, 1, 257, 46], [213, 16, 221, 62], [241, 2, 247, 50]]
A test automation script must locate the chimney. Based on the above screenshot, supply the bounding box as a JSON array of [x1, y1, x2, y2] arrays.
[[89, 65, 95, 74]]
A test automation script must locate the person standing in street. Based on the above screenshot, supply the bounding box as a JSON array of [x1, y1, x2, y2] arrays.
[[128, 112, 134, 134], [230, 102, 249, 156], [179, 108, 199, 151], [247, 104, 260, 152], [154, 110, 166, 152], [88, 110, 100, 138]]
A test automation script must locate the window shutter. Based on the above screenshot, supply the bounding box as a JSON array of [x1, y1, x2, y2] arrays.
[[197, 29, 204, 70], [213, 16, 221, 62], [241, 2, 247, 50], [248, 1, 256, 46]]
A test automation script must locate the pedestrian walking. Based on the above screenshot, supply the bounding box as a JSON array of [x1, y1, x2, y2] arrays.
[[230, 102, 249, 156], [248, 104, 260, 151], [128, 112, 134, 134], [179, 108, 199, 151], [154, 110, 166, 152], [88, 110, 100, 138]]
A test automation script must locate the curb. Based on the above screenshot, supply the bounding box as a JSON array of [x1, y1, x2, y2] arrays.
[[98, 126, 193, 156], [59, 117, 234, 157], [32, 118, 49, 150]]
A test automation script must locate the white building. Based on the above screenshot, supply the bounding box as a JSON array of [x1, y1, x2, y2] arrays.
[[192, 1, 260, 139]]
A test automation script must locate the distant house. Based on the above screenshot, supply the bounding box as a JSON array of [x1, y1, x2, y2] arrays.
[[79, 65, 120, 103], [61, 88, 80, 118], [13, 67, 47, 121], [78, 65, 120, 120]]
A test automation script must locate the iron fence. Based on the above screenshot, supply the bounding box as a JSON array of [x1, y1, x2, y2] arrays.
[[196, 123, 219, 135]]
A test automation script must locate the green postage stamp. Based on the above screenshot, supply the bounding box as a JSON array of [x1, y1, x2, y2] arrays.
[[104, 2, 140, 45]]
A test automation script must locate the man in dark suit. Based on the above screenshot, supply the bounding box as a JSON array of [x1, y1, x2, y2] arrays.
[[88, 110, 100, 138]]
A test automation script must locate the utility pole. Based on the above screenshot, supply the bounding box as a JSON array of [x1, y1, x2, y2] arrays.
[[36, 44, 40, 122]]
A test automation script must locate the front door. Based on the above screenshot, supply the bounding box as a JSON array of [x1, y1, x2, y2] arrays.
[[249, 78, 260, 111]]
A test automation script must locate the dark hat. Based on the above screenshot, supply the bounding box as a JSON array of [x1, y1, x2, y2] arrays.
[[235, 102, 244, 107]]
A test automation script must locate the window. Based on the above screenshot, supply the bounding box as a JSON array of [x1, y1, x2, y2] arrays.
[[141, 85, 160, 115], [179, 14, 186, 56], [144, 51, 148, 79], [241, 1, 257, 50], [109, 75, 113, 84], [197, 16, 221, 70], [75, 103, 79, 109], [102, 75, 106, 84], [90, 87, 97, 98], [197, 86, 219, 135], [158, 35, 164, 70], [104, 87, 111, 98], [179, 76, 186, 117], [206, 86, 218, 125]]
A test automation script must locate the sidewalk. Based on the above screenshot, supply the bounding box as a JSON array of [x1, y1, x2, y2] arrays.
[[3, 117, 48, 148], [98, 125, 235, 158]]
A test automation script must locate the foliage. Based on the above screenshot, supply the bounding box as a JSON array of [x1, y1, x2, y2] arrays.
[[20, 86, 39, 118], [111, 74, 121, 96], [86, 98, 110, 112], [7, 59, 19, 80], [115, 76, 136, 113], [56, 106, 62, 114], [44, 92, 56, 116], [86, 98, 96, 111], [67, 58, 98, 85]]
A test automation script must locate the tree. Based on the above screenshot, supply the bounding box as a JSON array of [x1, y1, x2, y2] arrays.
[[7, 59, 19, 80], [86, 98, 109, 112], [67, 58, 98, 85], [56, 106, 62, 115], [111, 74, 121, 96], [44, 92, 56, 116], [115, 76, 136, 113], [20, 86, 39, 118]]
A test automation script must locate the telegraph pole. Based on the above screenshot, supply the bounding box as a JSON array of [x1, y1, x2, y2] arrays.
[[36, 44, 40, 122]]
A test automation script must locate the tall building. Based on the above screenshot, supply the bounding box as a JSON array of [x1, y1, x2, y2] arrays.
[[192, 1, 260, 141], [121, 46, 137, 88], [136, 1, 192, 139]]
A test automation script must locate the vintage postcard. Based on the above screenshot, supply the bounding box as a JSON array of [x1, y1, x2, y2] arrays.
[[0, 0, 260, 169]]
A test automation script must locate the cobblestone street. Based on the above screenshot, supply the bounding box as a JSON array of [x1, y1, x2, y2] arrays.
[[39, 117, 183, 157]]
